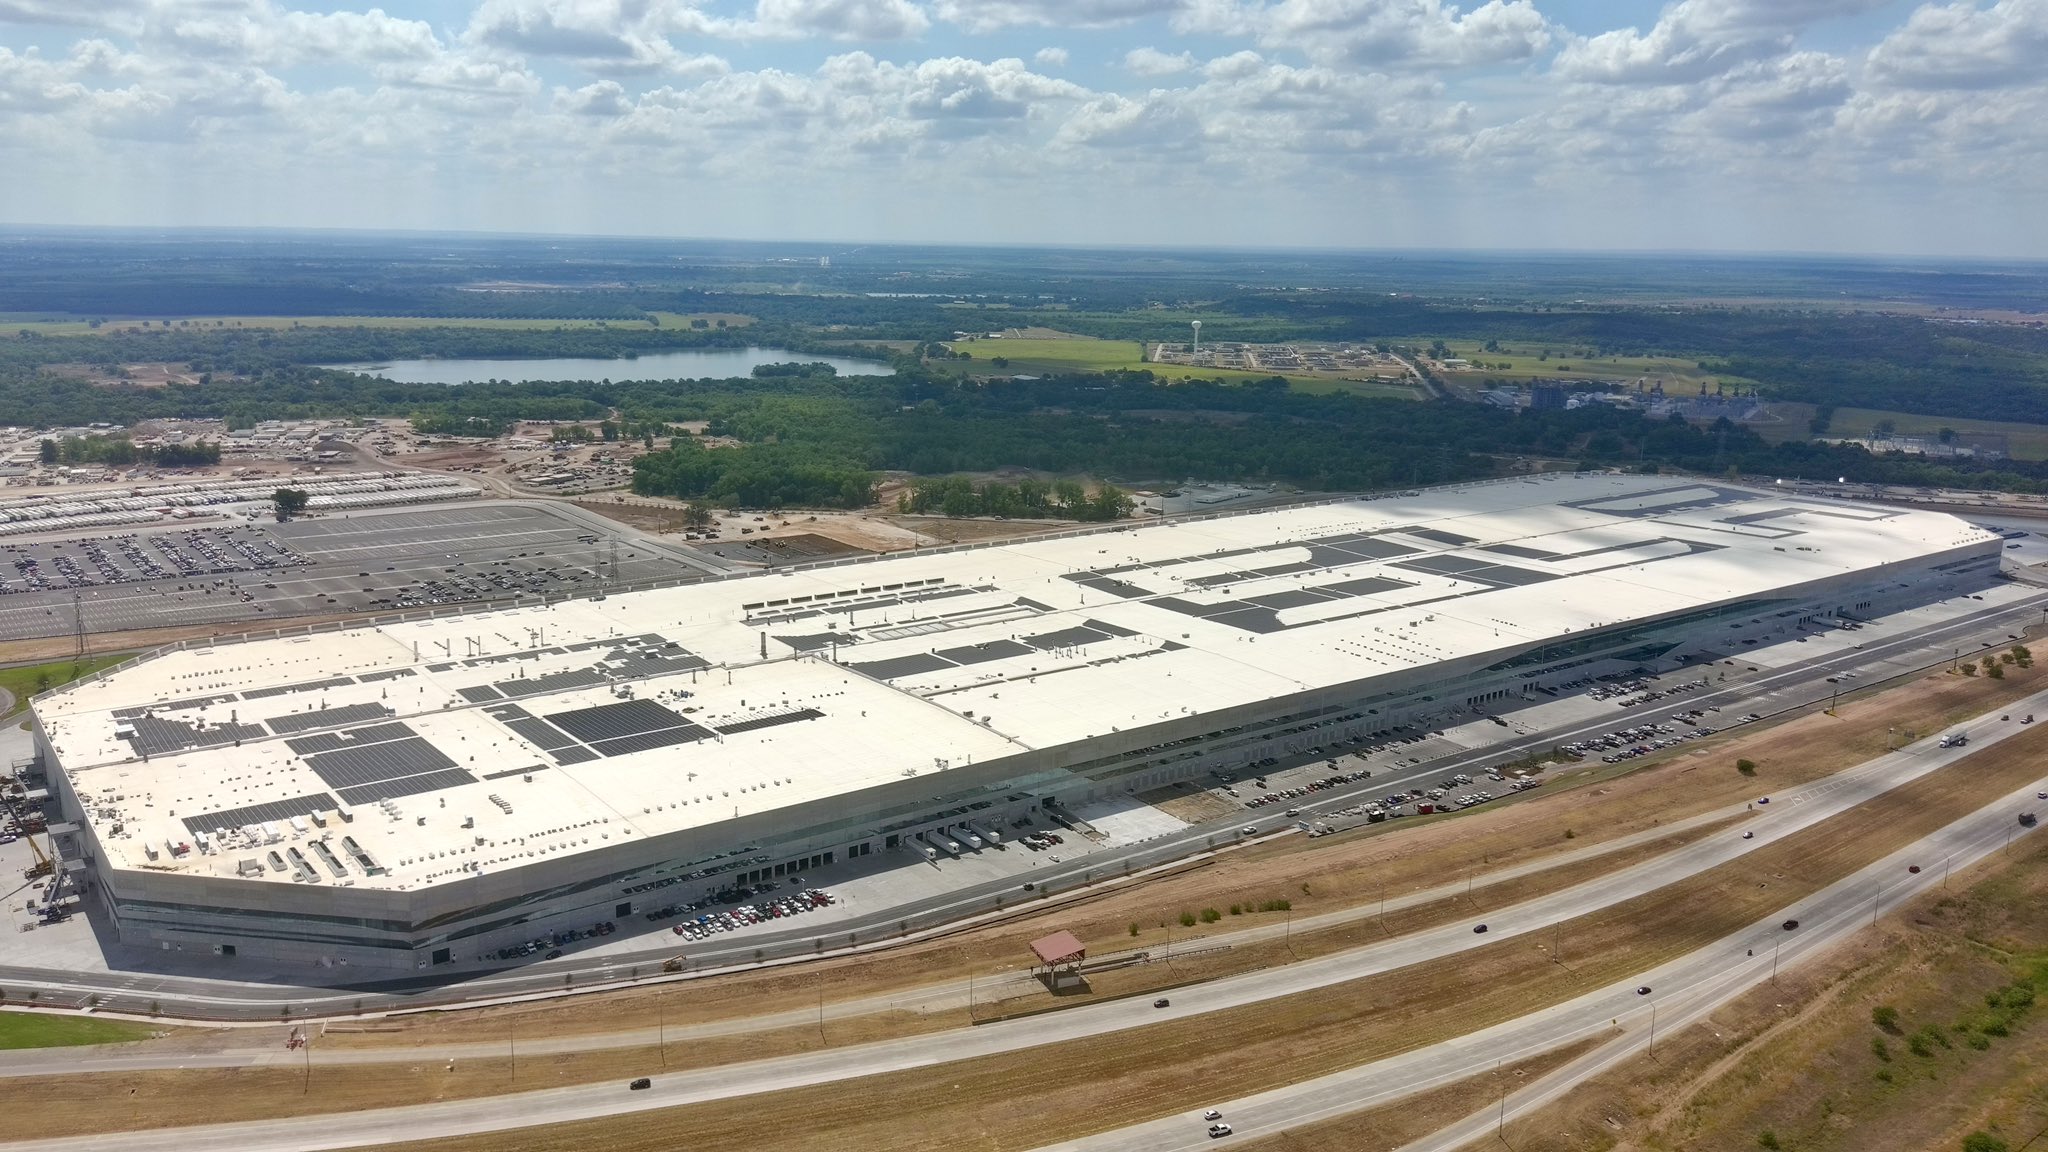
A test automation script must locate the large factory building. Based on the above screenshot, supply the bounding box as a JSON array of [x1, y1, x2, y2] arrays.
[[30, 475, 2002, 970]]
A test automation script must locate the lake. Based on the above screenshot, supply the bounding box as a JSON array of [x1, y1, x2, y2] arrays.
[[326, 347, 894, 385]]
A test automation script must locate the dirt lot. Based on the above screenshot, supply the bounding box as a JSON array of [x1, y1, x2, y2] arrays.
[[41, 362, 205, 387], [883, 514, 1072, 545], [1472, 832, 2048, 1152], [404, 446, 499, 470]]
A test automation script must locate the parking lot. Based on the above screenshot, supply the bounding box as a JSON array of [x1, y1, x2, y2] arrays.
[[0, 505, 691, 642]]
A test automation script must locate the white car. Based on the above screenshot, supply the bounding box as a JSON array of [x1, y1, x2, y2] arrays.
[[1208, 1124, 1233, 1138], [1239, 825, 1256, 836], [1204, 1110, 1223, 1121]]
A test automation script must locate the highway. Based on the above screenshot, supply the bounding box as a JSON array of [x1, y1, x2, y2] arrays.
[[1029, 774, 2046, 1152], [7, 585, 2041, 1022], [1, 690, 2039, 1150]]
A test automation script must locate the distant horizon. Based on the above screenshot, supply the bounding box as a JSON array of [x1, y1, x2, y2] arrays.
[[6, 222, 2047, 269]]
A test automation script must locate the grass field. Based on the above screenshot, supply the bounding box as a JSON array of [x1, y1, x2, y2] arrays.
[[0, 1012, 157, 1050], [1409, 338, 1756, 390], [0, 653, 131, 718], [940, 337, 1424, 398], [0, 314, 752, 337], [1819, 405, 2048, 462]]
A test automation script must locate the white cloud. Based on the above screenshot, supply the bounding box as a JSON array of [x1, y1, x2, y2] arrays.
[[1865, 0, 2048, 90], [466, 0, 714, 60], [1125, 45, 1193, 74], [749, 0, 932, 40], [1, 0, 2046, 253], [934, 0, 1184, 33], [1556, 0, 1889, 85], [1192, 0, 1553, 70]]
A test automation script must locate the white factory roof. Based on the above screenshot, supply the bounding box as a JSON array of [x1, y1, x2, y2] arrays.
[[37, 474, 1994, 892]]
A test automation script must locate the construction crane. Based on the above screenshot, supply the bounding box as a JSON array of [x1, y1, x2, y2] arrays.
[[1, 789, 52, 881]]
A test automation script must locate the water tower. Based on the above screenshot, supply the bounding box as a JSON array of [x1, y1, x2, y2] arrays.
[[1190, 320, 1201, 355]]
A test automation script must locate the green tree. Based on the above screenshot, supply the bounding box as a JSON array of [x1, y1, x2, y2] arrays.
[[36, 438, 56, 465], [272, 488, 310, 520]]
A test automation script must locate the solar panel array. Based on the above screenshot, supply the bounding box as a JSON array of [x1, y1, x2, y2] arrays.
[[243, 675, 354, 701], [545, 697, 712, 759], [267, 701, 394, 735], [293, 719, 478, 805], [121, 715, 268, 758], [181, 792, 338, 838], [715, 707, 824, 735]]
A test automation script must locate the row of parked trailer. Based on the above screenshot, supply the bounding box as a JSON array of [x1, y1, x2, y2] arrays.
[[0, 472, 475, 536], [914, 820, 1007, 860]]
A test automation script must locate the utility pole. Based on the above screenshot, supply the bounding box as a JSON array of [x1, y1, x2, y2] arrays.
[[658, 999, 666, 1067], [1649, 1001, 1659, 1058], [72, 590, 86, 662], [509, 1019, 516, 1085]]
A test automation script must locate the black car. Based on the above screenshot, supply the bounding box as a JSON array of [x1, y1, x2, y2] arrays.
[[1636, 985, 1652, 995], [1781, 919, 1800, 931], [1154, 998, 1170, 1008], [629, 1078, 651, 1091], [545, 948, 563, 959], [1472, 924, 1488, 934]]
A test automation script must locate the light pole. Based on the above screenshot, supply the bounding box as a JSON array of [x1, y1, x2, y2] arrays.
[[1495, 1058, 1506, 1136], [658, 1000, 666, 1067], [1649, 1001, 1658, 1058]]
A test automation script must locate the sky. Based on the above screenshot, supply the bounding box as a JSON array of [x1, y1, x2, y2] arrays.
[[0, 0, 2043, 256]]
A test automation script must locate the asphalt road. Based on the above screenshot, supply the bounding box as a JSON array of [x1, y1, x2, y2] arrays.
[[5, 586, 2043, 1022], [3, 691, 2040, 1151]]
